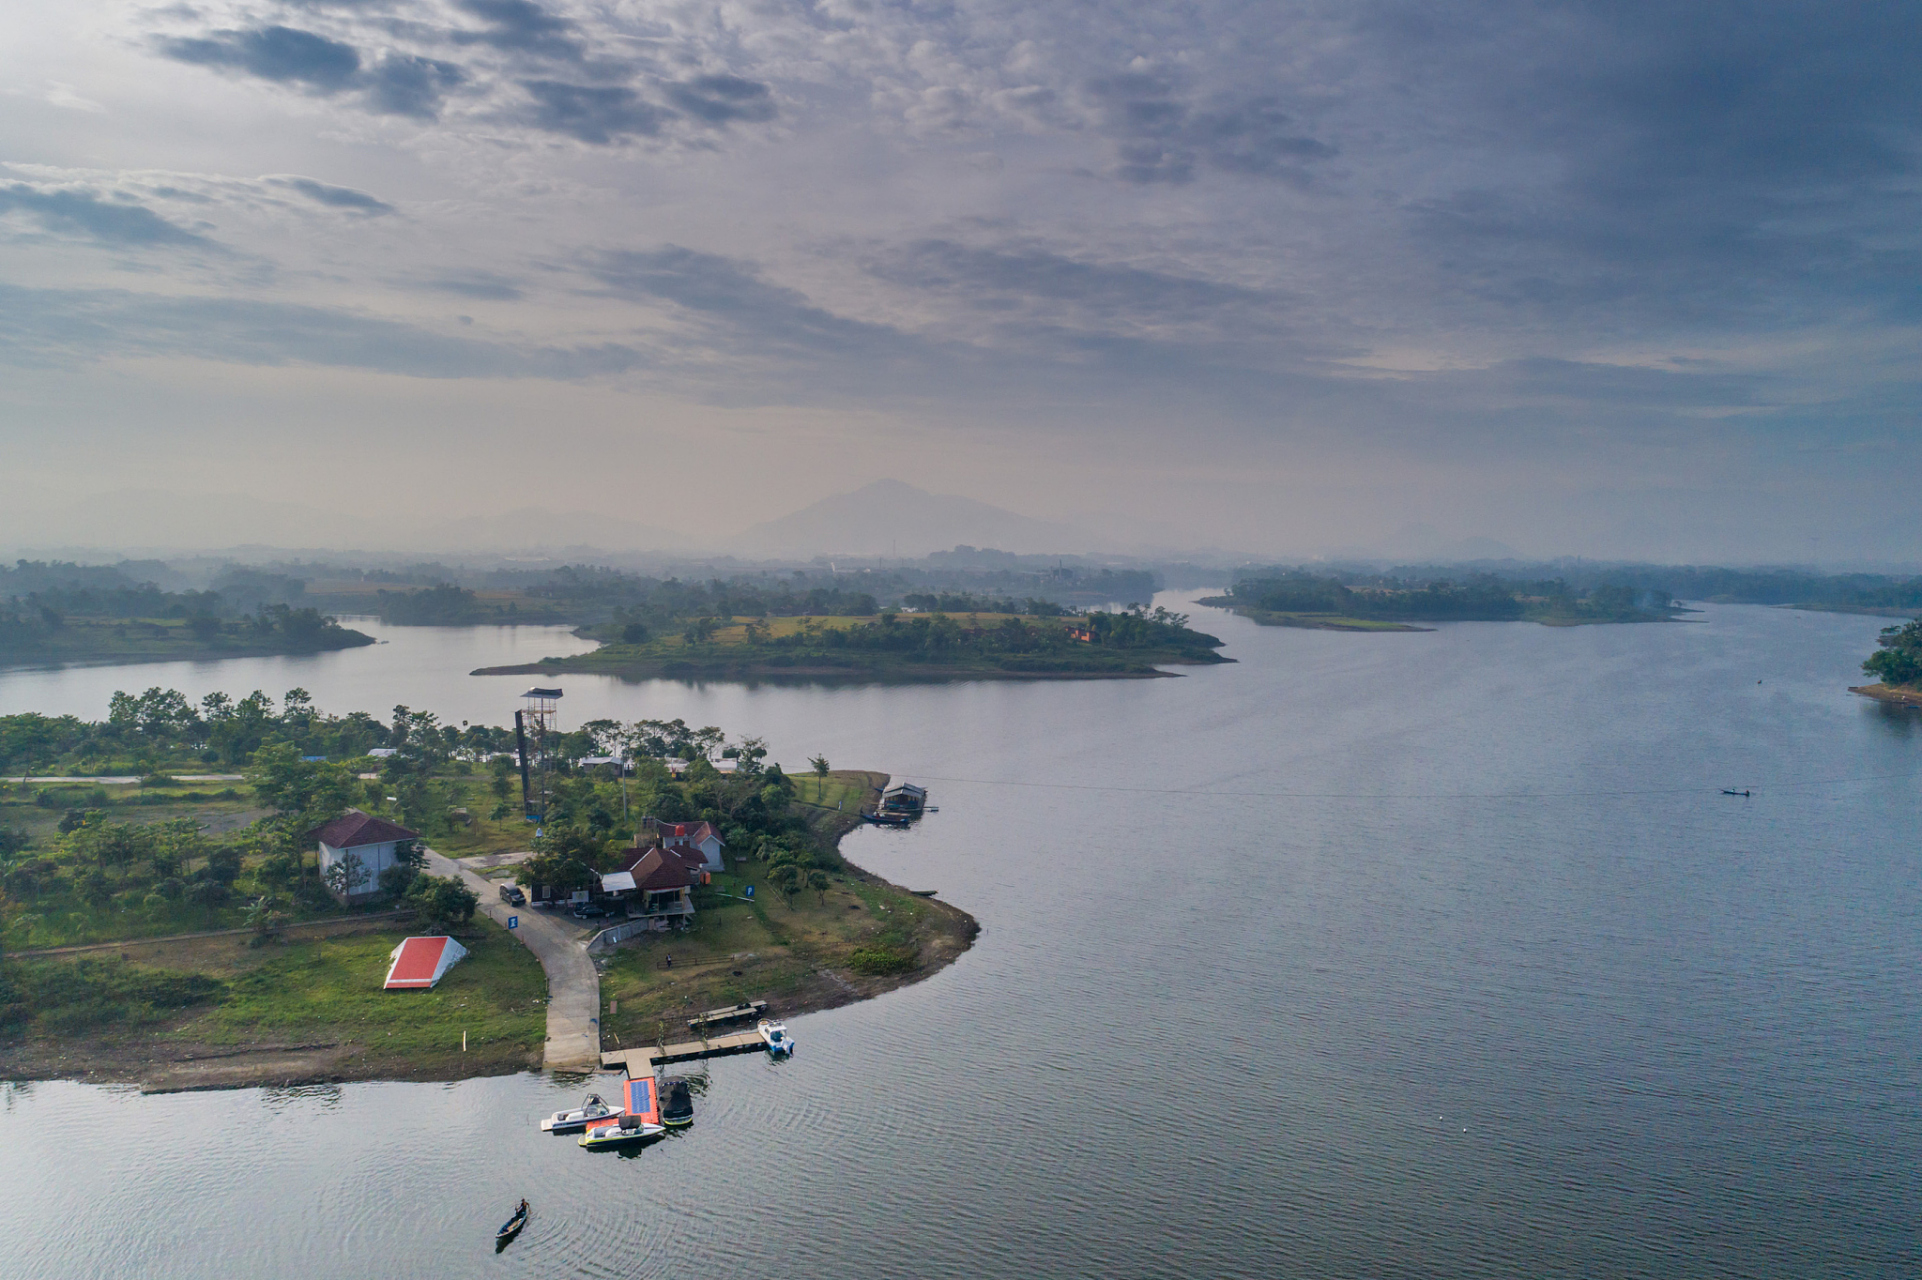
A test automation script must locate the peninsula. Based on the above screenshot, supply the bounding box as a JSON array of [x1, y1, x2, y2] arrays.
[[1850, 617, 1922, 706], [0, 691, 974, 1090], [474, 606, 1230, 682], [1, 561, 371, 669], [1201, 572, 1684, 630]]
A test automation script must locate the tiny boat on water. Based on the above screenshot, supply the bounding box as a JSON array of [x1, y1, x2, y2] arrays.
[[1721, 788, 1752, 797], [757, 1018, 795, 1057], [540, 1092, 615, 1132], [660, 1078, 694, 1128], [495, 1199, 529, 1249], [578, 1117, 664, 1150]]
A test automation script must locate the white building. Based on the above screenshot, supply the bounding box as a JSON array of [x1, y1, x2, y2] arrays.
[[311, 810, 422, 904]]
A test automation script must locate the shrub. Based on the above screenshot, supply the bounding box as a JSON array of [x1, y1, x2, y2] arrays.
[[847, 943, 918, 975]]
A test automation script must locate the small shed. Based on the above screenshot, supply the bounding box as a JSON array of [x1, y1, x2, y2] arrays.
[[383, 936, 469, 990]]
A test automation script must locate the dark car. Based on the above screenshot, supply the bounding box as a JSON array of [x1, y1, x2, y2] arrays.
[[569, 902, 608, 919], [499, 884, 526, 905]]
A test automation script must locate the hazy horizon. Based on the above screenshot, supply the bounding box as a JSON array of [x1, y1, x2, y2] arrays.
[[4, 1, 1919, 564]]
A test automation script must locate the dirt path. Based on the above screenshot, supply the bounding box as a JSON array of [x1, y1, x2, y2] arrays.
[[424, 849, 602, 1071]]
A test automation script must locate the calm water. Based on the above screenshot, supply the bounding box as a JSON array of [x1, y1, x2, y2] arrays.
[[4, 600, 1920, 1279]]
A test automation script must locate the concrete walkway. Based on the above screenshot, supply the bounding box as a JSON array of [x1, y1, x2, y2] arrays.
[[424, 850, 602, 1071]]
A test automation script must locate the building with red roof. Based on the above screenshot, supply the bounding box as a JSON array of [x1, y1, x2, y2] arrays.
[[383, 936, 468, 989], [641, 818, 726, 871], [309, 810, 422, 904]]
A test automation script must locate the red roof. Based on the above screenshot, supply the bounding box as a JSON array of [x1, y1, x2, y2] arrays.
[[647, 818, 723, 847], [311, 810, 419, 850], [383, 936, 467, 989], [629, 847, 703, 892]]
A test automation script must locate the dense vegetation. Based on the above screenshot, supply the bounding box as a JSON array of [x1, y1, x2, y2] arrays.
[[511, 604, 1229, 678], [0, 560, 370, 664], [1221, 573, 1674, 624], [1862, 618, 1922, 688]]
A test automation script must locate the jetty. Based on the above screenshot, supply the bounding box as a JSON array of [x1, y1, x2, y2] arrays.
[[602, 1032, 766, 1079], [687, 1000, 767, 1031]]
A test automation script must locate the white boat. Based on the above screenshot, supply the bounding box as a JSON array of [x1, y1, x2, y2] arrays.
[[757, 1018, 795, 1056], [540, 1092, 615, 1132], [578, 1117, 665, 1150]]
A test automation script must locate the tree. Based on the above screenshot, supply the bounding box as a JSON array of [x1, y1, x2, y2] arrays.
[[250, 741, 355, 822], [323, 850, 369, 901], [246, 895, 288, 946], [807, 868, 829, 904], [808, 754, 830, 799], [406, 874, 478, 931], [1864, 618, 1922, 688]]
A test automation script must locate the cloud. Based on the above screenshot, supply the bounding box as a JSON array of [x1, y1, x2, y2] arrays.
[[664, 75, 776, 127], [268, 176, 395, 215], [362, 53, 466, 118], [156, 25, 362, 93], [1084, 73, 1334, 185], [451, 0, 586, 64], [417, 272, 524, 300], [0, 184, 214, 249], [519, 81, 669, 144], [0, 283, 643, 379]]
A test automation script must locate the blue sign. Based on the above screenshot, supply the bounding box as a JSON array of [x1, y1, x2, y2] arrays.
[[744, 885, 754, 900], [508, 916, 519, 929]]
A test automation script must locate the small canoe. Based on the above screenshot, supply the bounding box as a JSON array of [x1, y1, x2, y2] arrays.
[[496, 1200, 529, 1248]]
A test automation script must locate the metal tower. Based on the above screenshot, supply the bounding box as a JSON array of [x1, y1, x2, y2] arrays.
[[515, 686, 563, 823]]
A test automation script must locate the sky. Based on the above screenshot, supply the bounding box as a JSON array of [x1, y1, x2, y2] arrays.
[[1, 0, 1918, 563]]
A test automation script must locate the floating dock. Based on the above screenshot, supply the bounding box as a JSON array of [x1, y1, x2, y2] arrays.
[[687, 1000, 767, 1031], [601, 1030, 766, 1079]]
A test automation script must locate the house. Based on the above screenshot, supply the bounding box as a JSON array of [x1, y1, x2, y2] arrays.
[[383, 935, 468, 989], [880, 783, 927, 815], [310, 810, 422, 904], [641, 818, 727, 872], [601, 847, 705, 927]]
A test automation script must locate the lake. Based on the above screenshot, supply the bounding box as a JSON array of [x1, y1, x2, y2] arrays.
[[4, 599, 1920, 1279]]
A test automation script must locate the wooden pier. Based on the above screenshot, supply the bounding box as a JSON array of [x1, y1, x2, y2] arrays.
[[688, 1000, 767, 1031], [601, 1030, 766, 1079]]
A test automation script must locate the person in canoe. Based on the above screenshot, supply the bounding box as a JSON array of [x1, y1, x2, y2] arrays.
[[496, 1199, 530, 1249]]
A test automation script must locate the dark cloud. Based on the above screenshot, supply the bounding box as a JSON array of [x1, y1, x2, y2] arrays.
[[363, 53, 465, 118], [1085, 74, 1334, 185], [878, 241, 1270, 320], [0, 185, 214, 249], [0, 283, 642, 379], [664, 75, 776, 126], [588, 247, 930, 365], [156, 25, 362, 92], [520, 81, 669, 144], [418, 272, 524, 300], [451, 0, 585, 64], [271, 177, 395, 215]]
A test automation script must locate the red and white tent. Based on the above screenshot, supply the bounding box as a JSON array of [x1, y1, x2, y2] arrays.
[[383, 936, 469, 990]]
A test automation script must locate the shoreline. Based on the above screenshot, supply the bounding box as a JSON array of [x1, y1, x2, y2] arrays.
[[470, 655, 1223, 682], [1850, 682, 1922, 708], [0, 778, 980, 1094]]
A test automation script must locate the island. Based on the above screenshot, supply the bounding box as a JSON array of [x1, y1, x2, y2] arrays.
[[1200, 572, 1684, 630], [1, 561, 371, 668], [0, 690, 975, 1089], [474, 606, 1231, 682], [1850, 617, 1922, 707]]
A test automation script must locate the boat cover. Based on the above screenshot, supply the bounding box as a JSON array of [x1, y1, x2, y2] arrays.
[[383, 936, 470, 989]]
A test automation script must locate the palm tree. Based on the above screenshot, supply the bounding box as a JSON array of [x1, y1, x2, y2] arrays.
[[808, 755, 830, 800]]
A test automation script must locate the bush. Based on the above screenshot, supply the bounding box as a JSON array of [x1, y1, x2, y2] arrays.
[[847, 942, 918, 975]]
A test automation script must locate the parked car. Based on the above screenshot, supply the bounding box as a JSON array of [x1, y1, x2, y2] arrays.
[[499, 884, 526, 905], [569, 902, 609, 920]]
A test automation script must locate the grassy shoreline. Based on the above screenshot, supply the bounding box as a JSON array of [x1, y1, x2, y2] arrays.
[[0, 771, 979, 1092], [1849, 682, 1922, 708]]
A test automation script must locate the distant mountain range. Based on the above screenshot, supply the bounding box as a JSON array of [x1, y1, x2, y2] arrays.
[[729, 479, 1095, 558]]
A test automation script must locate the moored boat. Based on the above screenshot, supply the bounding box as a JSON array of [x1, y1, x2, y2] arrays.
[[757, 1018, 795, 1056], [578, 1117, 664, 1149], [660, 1078, 694, 1127], [540, 1092, 615, 1132]]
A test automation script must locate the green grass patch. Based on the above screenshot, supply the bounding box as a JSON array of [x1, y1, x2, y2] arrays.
[[0, 955, 225, 1035]]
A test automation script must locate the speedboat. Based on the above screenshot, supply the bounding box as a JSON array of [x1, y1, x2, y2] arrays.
[[495, 1199, 529, 1250], [660, 1077, 694, 1127], [579, 1116, 664, 1149], [540, 1092, 615, 1132], [757, 1018, 795, 1057]]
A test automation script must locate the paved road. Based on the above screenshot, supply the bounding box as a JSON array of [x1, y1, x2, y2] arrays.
[[424, 849, 602, 1071]]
